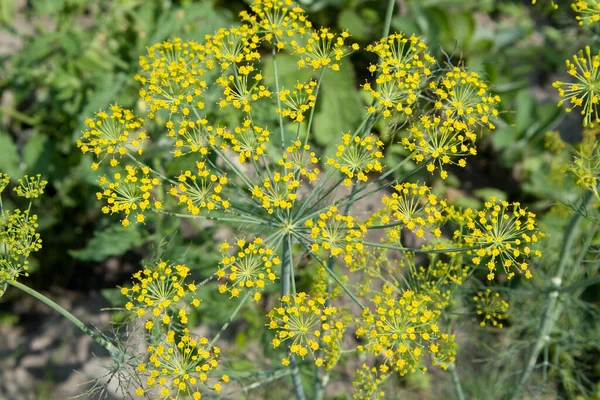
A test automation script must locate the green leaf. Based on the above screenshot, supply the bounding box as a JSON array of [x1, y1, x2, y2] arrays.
[[69, 224, 146, 262], [312, 65, 364, 146], [23, 133, 50, 173], [515, 90, 536, 134], [338, 9, 369, 40], [0, 132, 21, 178]]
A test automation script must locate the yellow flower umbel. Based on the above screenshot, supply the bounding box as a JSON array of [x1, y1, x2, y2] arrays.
[[13, 174, 47, 199], [304, 206, 366, 264], [431, 67, 500, 130], [402, 115, 477, 179], [364, 33, 435, 118], [240, 0, 312, 49], [277, 80, 318, 123], [568, 141, 600, 199], [136, 38, 209, 118], [379, 182, 445, 239], [169, 162, 230, 215], [169, 118, 217, 158], [554, 46, 600, 127], [77, 105, 146, 169], [572, 1, 600, 25], [327, 133, 384, 186], [121, 261, 201, 331], [352, 363, 388, 400], [220, 119, 271, 163], [267, 292, 348, 368], [206, 26, 261, 70], [96, 165, 161, 226], [216, 65, 271, 113], [136, 330, 224, 399], [217, 238, 279, 300], [356, 285, 455, 375], [463, 196, 542, 280], [473, 289, 509, 328], [278, 140, 320, 182], [251, 171, 300, 214], [293, 28, 357, 71]]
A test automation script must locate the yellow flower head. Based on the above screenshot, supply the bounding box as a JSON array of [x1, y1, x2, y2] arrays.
[[430, 67, 500, 130], [77, 105, 146, 166], [251, 171, 300, 214], [96, 165, 161, 226], [402, 115, 477, 179], [554, 46, 600, 127], [217, 237, 279, 299], [572, 1, 600, 25], [473, 289, 509, 328], [327, 133, 384, 186], [462, 196, 542, 280], [267, 292, 348, 369], [121, 261, 200, 329], [292, 28, 355, 71], [169, 162, 230, 215], [277, 80, 318, 123], [136, 330, 221, 399]]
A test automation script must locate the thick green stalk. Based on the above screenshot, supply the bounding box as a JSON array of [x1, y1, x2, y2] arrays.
[[272, 47, 287, 156], [383, 0, 396, 39], [510, 191, 595, 400], [281, 234, 306, 400], [10, 280, 117, 355], [449, 363, 466, 400], [363, 241, 482, 254]]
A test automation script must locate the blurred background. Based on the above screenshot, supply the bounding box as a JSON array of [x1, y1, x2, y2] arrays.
[[0, 0, 597, 399]]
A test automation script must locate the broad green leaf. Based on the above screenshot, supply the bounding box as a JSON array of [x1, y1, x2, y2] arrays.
[[338, 9, 369, 40], [312, 65, 364, 146], [23, 133, 50, 173], [69, 224, 146, 262], [0, 132, 21, 178]]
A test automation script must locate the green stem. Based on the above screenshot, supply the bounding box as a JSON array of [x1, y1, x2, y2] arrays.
[[208, 290, 251, 349], [9, 280, 117, 355], [510, 191, 595, 400], [383, 0, 396, 39], [272, 48, 287, 156], [449, 363, 466, 400], [280, 234, 306, 400], [294, 234, 365, 309], [151, 208, 271, 226], [303, 68, 325, 148]]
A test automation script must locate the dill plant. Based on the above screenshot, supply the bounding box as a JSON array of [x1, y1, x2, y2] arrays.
[[70, 0, 550, 398]]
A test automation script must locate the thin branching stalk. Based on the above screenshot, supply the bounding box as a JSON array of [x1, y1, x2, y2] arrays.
[[303, 68, 325, 148], [272, 47, 287, 156], [510, 191, 595, 400], [383, 0, 396, 39], [363, 241, 482, 254], [9, 280, 117, 355], [208, 290, 252, 349]]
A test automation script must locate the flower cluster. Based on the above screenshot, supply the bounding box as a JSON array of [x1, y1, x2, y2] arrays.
[[473, 289, 509, 328], [169, 118, 217, 157], [364, 33, 435, 118], [13, 174, 47, 199], [305, 206, 366, 264], [463, 196, 542, 280], [572, 1, 600, 25], [121, 261, 200, 330], [169, 163, 230, 214], [135, 38, 208, 118], [136, 330, 226, 399], [216, 65, 271, 113], [352, 364, 388, 400], [292, 28, 357, 71], [278, 140, 320, 182], [568, 141, 600, 199], [431, 67, 500, 130], [356, 285, 455, 375], [401, 116, 476, 179], [379, 182, 445, 239], [251, 171, 300, 214], [277, 80, 317, 122], [268, 292, 347, 368], [77, 105, 146, 169], [327, 133, 384, 186], [239, 0, 312, 49], [220, 120, 271, 163], [217, 238, 279, 300], [96, 165, 161, 226], [553, 46, 600, 127]]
